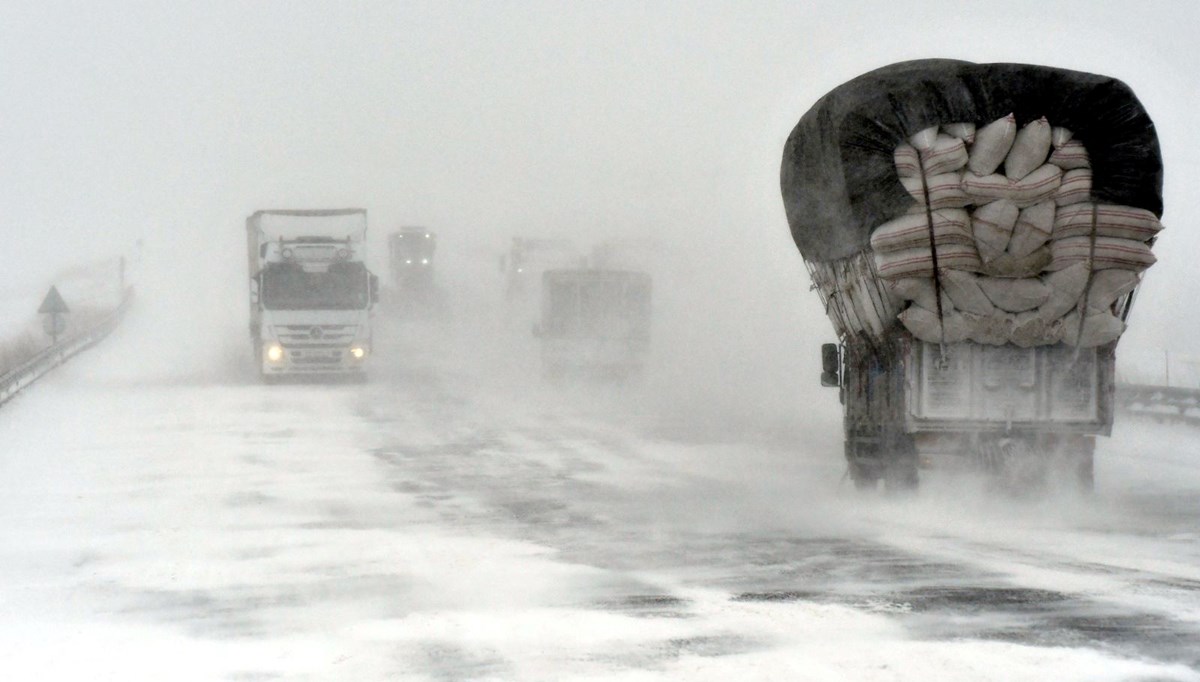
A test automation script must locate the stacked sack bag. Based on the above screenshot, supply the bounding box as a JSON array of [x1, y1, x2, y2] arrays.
[[873, 114, 1162, 348]]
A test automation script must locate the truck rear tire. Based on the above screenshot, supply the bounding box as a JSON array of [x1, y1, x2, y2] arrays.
[[849, 462, 881, 491], [846, 433, 917, 493]]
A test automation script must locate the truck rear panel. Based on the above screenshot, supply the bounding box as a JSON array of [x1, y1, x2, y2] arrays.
[[905, 340, 1114, 435]]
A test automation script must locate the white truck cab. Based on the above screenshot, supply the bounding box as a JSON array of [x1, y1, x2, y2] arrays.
[[247, 209, 377, 380]]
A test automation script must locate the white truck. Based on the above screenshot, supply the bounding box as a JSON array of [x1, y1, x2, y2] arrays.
[[534, 269, 651, 380], [246, 209, 378, 380]]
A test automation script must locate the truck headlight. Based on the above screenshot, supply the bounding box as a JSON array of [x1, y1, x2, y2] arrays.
[[350, 346, 367, 360], [266, 343, 284, 362]]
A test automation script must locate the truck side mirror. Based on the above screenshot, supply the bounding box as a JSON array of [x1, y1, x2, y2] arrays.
[[369, 274, 380, 305], [820, 343, 840, 387], [249, 277, 260, 305]]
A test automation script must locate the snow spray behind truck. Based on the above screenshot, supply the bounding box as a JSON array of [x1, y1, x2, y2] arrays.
[[247, 209, 379, 380], [781, 60, 1163, 491]]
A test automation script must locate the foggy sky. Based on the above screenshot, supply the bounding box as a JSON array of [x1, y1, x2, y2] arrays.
[[3, 1, 1198, 378]]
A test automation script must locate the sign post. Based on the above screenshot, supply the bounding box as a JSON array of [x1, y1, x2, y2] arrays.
[[38, 286, 70, 345]]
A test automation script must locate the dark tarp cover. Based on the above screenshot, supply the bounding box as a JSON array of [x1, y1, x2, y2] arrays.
[[781, 59, 1163, 263]]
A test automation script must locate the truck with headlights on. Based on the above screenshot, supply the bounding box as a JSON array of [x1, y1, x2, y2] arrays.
[[247, 209, 378, 380], [389, 227, 437, 293]]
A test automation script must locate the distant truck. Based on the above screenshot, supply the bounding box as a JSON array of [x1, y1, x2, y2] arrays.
[[388, 227, 437, 293], [781, 60, 1163, 491], [535, 269, 651, 380], [246, 209, 378, 379]]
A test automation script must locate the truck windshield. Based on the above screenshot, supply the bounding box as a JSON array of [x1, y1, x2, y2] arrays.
[[261, 262, 369, 310]]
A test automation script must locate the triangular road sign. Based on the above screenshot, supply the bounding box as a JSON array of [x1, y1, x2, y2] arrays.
[[38, 285, 70, 314]]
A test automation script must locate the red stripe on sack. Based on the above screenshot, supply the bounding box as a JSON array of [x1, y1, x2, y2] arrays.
[[927, 183, 964, 193], [923, 147, 961, 161], [1019, 175, 1061, 190]]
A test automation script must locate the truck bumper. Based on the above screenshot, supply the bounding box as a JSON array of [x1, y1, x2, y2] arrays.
[[260, 342, 367, 376]]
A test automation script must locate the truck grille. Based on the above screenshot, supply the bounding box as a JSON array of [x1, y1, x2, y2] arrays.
[[276, 324, 356, 344], [292, 354, 343, 365]]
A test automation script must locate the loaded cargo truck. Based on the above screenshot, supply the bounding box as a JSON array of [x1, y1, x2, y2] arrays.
[[781, 60, 1163, 491], [247, 209, 379, 380], [534, 269, 651, 380], [389, 227, 437, 292]]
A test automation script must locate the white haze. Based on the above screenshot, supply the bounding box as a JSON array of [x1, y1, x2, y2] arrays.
[[3, 0, 1200, 426]]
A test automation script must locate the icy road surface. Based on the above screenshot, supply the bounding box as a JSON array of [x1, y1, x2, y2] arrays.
[[2, 321, 1200, 680]]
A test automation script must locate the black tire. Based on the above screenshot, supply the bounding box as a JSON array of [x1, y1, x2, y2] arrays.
[[883, 433, 920, 494], [850, 465, 880, 491], [845, 439, 880, 492]]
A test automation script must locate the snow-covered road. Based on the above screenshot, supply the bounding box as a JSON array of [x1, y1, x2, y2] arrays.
[[2, 310, 1199, 681]]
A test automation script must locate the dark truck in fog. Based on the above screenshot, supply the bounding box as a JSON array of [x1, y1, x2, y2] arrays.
[[535, 269, 651, 380], [781, 60, 1163, 491]]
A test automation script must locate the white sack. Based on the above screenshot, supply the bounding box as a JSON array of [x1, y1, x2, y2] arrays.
[[1010, 312, 1063, 348], [870, 209, 973, 253], [894, 143, 920, 179], [1005, 117, 1052, 180], [909, 125, 939, 151], [971, 199, 1019, 261], [1051, 127, 1073, 149], [969, 312, 1015, 346], [963, 164, 1062, 207], [885, 277, 953, 312], [1037, 262, 1091, 320], [1008, 201, 1055, 258], [1048, 139, 1090, 170], [899, 305, 971, 344], [874, 243, 982, 280], [1055, 168, 1092, 207], [968, 113, 1017, 176], [901, 172, 972, 210], [1053, 203, 1163, 241], [1061, 309, 1126, 348], [1010, 164, 1064, 207], [941, 269, 995, 315], [1047, 236, 1157, 272], [978, 276, 1051, 312], [943, 122, 976, 144], [921, 134, 969, 176], [979, 247, 1052, 278], [1085, 269, 1139, 312]]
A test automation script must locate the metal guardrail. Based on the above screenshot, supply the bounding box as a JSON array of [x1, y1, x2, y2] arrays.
[[1116, 382, 1200, 424], [0, 289, 134, 408]]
